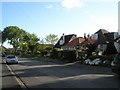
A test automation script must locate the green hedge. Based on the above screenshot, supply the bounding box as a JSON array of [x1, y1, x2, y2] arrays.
[[50, 49, 81, 62], [61, 50, 77, 62], [50, 48, 61, 59]]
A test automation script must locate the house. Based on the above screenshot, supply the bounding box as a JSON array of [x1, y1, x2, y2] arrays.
[[53, 33, 77, 49], [90, 29, 117, 55], [81, 35, 97, 48], [80, 29, 117, 56], [61, 37, 85, 50], [80, 34, 98, 57]]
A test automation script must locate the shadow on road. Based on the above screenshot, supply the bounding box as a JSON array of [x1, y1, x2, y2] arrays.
[[5, 58, 119, 88]]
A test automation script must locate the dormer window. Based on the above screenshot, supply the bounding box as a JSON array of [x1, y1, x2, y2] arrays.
[[59, 39, 64, 45], [59, 33, 65, 45], [91, 34, 98, 40]]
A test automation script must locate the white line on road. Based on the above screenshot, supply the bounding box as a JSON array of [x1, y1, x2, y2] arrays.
[[3, 60, 28, 90]]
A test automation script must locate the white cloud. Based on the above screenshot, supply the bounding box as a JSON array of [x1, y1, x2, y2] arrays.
[[61, 0, 86, 9], [46, 4, 53, 9]]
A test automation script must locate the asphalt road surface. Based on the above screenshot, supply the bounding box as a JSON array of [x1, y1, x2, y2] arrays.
[[2, 57, 120, 89], [1, 58, 22, 89]]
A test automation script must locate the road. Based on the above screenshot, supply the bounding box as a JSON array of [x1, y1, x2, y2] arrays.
[[2, 57, 120, 89], [1, 58, 22, 89]]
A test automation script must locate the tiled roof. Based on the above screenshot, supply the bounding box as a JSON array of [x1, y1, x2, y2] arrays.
[[95, 29, 109, 34], [54, 34, 77, 48], [62, 37, 85, 47], [81, 36, 96, 46]]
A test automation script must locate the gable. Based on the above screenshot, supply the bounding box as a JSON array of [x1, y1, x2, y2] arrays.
[[54, 34, 77, 48], [95, 29, 109, 44]]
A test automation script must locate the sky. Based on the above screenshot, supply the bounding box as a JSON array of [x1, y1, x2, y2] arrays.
[[1, 0, 119, 48]]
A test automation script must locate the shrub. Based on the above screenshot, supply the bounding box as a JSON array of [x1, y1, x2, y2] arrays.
[[50, 49, 79, 62], [36, 51, 41, 54], [50, 48, 61, 59], [61, 50, 78, 62], [40, 49, 48, 56], [89, 55, 101, 60]]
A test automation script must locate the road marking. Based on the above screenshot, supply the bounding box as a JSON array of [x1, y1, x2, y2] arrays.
[[2, 60, 28, 90]]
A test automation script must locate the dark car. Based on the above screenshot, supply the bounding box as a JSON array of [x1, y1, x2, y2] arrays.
[[111, 53, 120, 75]]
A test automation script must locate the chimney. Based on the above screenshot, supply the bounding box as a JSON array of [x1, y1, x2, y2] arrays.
[[87, 34, 90, 38], [63, 33, 65, 41], [84, 33, 87, 40]]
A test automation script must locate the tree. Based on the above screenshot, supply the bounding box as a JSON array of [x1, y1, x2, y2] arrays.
[[45, 34, 58, 45], [2, 26, 26, 52], [26, 33, 40, 54], [2, 26, 40, 54]]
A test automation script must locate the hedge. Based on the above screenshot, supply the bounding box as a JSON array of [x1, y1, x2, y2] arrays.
[[50, 49, 82, 62]]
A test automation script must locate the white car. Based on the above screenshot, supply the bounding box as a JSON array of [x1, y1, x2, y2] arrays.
[[6, 55, 18, 64]]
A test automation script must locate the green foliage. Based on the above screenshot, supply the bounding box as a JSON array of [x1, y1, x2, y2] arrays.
[[50, 48, 61, 59], [40, 49, 48, 56], [50, 49, 79, 62], [45, 34, 58, 45], [100, 54, 115, 61], [2, 26, 40, 54], [2, 26, 26, 52], [86, 44, 97, 58], [89, 55, 101, 60], [36, 51, 41, 54], [0, 46, 5, 52], [62, 50, 78, 62]]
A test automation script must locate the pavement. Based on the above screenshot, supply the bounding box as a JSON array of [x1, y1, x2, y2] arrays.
[[1, 58, 22, 89]]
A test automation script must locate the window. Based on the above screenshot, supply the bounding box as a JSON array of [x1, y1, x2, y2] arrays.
[[91, 34, 98, 40], [98, 44, 107, 52], [59, 40, 65, 45]]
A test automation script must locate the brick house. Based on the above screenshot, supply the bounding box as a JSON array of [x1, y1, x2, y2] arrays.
[[54, 33, 77, 49], [61, 37, 85, 50], [81, 29, 117, 55]]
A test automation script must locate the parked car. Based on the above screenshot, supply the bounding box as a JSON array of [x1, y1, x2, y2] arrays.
[[6, 55, 18, 64], [111, 53, 120, 75]]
